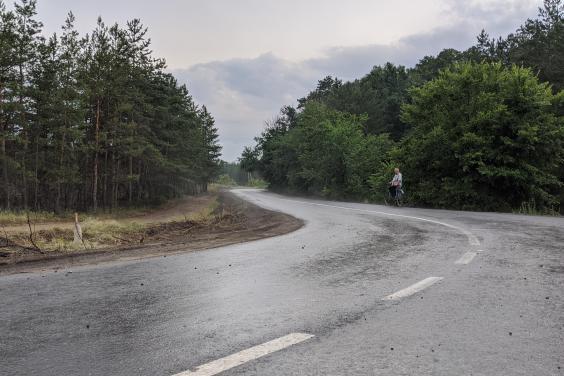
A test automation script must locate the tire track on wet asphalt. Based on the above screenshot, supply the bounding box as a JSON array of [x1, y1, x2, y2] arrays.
[[187, 190, 483, 376]]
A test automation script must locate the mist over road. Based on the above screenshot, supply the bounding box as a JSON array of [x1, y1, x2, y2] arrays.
[[1, 189, 563, 375]]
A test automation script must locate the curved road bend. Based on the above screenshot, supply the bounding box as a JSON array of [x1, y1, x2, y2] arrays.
[[1, 189, 563, 375]]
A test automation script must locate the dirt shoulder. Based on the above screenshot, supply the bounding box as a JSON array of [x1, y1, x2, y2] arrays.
[[0, 191, 303, 275]]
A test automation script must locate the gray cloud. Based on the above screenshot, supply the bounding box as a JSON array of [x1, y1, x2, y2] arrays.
[[175, 54, 317, 161], [174, 0, 541, 161]]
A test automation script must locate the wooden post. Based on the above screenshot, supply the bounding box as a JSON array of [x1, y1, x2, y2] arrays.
[[73, 212, 83, 245]]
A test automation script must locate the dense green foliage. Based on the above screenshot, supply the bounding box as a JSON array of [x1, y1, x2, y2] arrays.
[[297, 64, 411, 140], [252, 102, 394, 199], [0, 1, 221, 212], [218, 160, 268, 188], [218, 162, 247, 186], [476, 0, 564, 92], [243, 0, 564, 212], [401, 63, 563, 211], [215, 173, 237, 186]]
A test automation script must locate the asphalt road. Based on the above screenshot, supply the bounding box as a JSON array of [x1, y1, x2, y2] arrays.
[[1, 189, 563, 375]]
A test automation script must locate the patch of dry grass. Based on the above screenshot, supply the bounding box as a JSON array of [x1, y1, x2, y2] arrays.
[[0, 207, 154, 226], [0, 210, 61, 225], [3, 196, 222, 253]]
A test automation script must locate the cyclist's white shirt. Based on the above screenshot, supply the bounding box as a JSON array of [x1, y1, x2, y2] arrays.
[[392, 173, 402, 186]]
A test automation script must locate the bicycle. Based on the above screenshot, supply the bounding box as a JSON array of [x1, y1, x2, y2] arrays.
[[387, 185, 404, 207]]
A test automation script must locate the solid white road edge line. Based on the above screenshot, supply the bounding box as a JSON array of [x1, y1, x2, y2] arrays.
[[273, 197, 481, 247], [383, 277, 444, 300], [455, 251, 477, 265], [173, 333, 314, 376]]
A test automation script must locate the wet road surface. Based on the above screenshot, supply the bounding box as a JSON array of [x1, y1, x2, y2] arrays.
[[1, 189, 563, 375]]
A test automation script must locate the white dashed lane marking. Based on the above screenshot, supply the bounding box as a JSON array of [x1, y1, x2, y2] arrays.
[[383, 277, 444, 300], [174, 333, 314, 376], [455, 251, 478, 265]]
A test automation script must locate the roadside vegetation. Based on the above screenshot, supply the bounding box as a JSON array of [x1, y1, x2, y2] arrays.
[[0, 204, 162, 226], [0, 210, 60, 225], [215, 162, 268, 188], [0, 0, 221, 214], [0, 194, 220, 253], [240, 0, 564, 214], [0, 191, 304, 270]]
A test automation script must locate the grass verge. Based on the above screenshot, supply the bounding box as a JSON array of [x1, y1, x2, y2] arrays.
[[0, 196, 222, 254]]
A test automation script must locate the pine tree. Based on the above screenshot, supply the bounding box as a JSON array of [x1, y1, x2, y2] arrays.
[[13, 0, 43, 209], [199, 105, 222, 191], [53, 12, 84, 212], [0, 2, 18, 209], [0, 2, 222, 212]]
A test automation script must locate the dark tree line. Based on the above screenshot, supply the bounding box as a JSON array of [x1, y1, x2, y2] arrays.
[[0, 0, 221, 213], [242, 0, 564, 212]]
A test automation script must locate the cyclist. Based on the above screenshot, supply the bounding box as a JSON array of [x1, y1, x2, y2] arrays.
[[389, 167, 402, 199]]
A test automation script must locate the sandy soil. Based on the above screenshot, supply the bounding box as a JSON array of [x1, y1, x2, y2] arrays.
[[0, 191, 303, 275]]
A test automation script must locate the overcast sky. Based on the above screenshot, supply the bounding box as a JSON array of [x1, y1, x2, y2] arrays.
[[37, 0, 542, 161]]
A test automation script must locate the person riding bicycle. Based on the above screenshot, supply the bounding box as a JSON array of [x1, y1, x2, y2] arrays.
[[388, 167, 402, 199]]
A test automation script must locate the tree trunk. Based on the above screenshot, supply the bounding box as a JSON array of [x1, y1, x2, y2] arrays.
[[1, 127, 8, 210], [113, 158, 120, 209], [128, 156, 133, 204], [110, 148, 116, 212], [0, 83, 9, 210], [93, 98, 101, 213], [34, 135, 39, 210], [18, 62, 28, 210], [0, 99, 8, 210], [21, 118, 28, 210], [137, 159, 142, 201], [55, 118, 67, 214], [103, 150, 108, 210]]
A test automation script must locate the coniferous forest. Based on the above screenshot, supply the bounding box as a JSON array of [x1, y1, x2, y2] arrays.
[[0, 0, 221, 213], [241, 0, 564, 213]]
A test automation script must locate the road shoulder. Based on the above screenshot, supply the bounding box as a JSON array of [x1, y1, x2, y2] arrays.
[[0, 191, 303, 275]]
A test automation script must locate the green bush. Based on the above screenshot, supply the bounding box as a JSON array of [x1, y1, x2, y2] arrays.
[[400, 62, 563, 211], [256, 101, 395, 200], [246, 60, 563, 213], [247, 178, 268, 188], [215, 174, 237, 186]]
